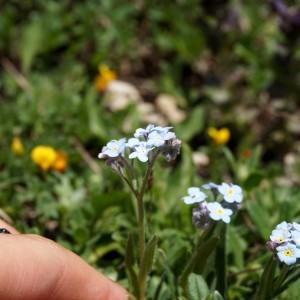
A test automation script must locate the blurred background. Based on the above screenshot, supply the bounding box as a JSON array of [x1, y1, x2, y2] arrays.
[[1, 1, 300, 298]]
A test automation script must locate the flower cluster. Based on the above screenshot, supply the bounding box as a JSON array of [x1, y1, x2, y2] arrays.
[[31, 146, 68, 172], [267, 221, 300, 265], [182, 182, 243, 228], [98, 125, 181, 166]]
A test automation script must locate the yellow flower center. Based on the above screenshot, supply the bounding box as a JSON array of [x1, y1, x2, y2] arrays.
[[283, 249, 293, 257], [276, 236, 284, 243], [227, 188, 234, 196], [217, 208, 224, 215]]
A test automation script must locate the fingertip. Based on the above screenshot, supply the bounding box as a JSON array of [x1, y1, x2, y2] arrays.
[[106, 280, 128, 300], [0, 219, 19, 234]]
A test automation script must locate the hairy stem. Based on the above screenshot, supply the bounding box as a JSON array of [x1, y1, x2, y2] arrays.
[[136, 152, 160, 300], [120, 151, 160, 300]]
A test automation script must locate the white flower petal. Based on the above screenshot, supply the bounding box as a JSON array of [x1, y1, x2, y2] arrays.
[[222, 215, 231, 223], [188, 187, 200, 196], [183, 196, 201, 205], [209, 212, 222, 221], [129, 152, 138, 159], [207, 202, 221, 211], [137, 153, 148, 162]]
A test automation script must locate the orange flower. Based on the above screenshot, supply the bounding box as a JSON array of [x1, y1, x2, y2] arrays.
[[94, 64, 117, 92], [207, 127, 230, 145], [52, 150, 68, 172], [11, 137, 24, 156], [31, 146, 57, 171], [241, 149, 252, 159]]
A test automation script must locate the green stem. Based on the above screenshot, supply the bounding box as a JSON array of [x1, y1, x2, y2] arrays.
[[121, 152, 159, 300], [136, 166, 152, 300], [136, 153, 160, 300], [136, 191, 145, 268], [119, 171, 138, 198], [215, 225, 227, 297], [123, 157, 138, 190]]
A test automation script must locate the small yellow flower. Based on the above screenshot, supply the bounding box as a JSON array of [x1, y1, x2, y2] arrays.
[[52, 150, 68, 172], [207, 127, 230, 145], [31, 146, 57, 171], [11, 137, 24, 156], [94, 64, 117, 92]]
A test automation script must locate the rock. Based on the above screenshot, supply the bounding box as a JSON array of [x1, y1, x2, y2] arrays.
[[155, 94, 186, 124], [137, 102, 166, 125], [104, 80, 141, 111], [192, 151, 210, 167]]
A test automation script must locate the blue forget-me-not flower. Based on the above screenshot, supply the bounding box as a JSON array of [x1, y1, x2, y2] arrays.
[[127, 138, 140, 148], [218, 183, 243, 203], [270, 229, 291, 244], [293, 222, 300, 231], [291, 230, 300, 247], [276, 221, 292, 232], [207, 202, 233, 224], [147, 130, 175, 147], [268, 221, 300, 265], [129, 142, 153, 162], [182, 182, 243, 228], [134, 124, 155, 138], [182, 187, 207, 205], [277, 243, 300, 265], [202, 182, 219, 190], [98, 124, 181, 166], [98, 138, 126, 158]]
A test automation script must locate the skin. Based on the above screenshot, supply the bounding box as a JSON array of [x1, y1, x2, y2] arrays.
[[0, 220, 128, 300]]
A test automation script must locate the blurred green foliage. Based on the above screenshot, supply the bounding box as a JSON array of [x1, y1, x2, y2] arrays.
[[1, 0, 300, 299]]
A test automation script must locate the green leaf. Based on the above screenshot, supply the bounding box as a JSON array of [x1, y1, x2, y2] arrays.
[[273, 265, 289, 289], [125, 234, 139, 296], [20, 19, 44, 72], [187, 273, 210, 300], [254, 256, 277, 300], [247, 145, 262, 169], [273, 266, 300, 297], [85, 88, 107, 140], [176, 105, 205, 141], [227, 226, 246, 269], [180, 236, 219, 288], [223, 147, 236, 174], [156, 249, 177, 300], [243, 172, 264, 191], [125, 234, 136, 268], [91, 191, 130, 216], [140, 235, 158, 282], [206, 291, 224, 300], [246, 201, 272, 239]]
